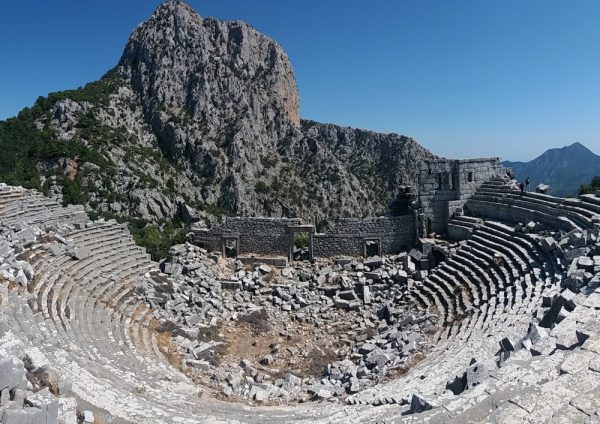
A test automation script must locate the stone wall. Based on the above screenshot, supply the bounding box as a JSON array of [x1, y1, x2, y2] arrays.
[[191, 215, 415, 259], [191, 217, 302, 256], [313, 216, 415, 257], [418, 158, 507, 236]]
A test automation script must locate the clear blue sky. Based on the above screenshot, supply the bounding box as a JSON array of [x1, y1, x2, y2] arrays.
[[2, 1, 600, 161]]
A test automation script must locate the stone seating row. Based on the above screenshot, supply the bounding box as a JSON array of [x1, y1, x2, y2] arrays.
[[408, 219, 558, 348], [468, 181, 599, 230]]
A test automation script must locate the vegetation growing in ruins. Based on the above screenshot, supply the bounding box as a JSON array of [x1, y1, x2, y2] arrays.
[[86, 210, 188, 261], [294, 233, 310, 249], [579, 176, 600, 195]]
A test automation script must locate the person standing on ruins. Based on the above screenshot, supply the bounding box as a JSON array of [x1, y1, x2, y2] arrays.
[[519, 181, 525, 194], [525, 177, 530, 192]]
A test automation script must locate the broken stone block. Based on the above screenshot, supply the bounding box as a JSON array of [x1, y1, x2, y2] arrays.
[[530, 337, 556, 356], [25, 388, 59, 424], [553, 322, 585, 350], [446, 374, 466, 396], [402, 340, 417, 355], [221, 281, 242, 291], [540, 297, 568, 328], [366, 353, 390, 368], [338, 290, 357, 301], [407, 394, 434, 414], [255, 264, 271, 275], [578, 256, 594, 272], [253, 387, 268, 402], [0, 387, 9, 407], [528, 325, 549, 344], [541, 237, 558, 253], [58, 397, 78, 424], [0, 357, 25, 391], [499, 337, 516, 353], [362, 286, 371, 304], [47, 243, 64, 257], [185, 359, 210, 370], [82, 410, 95, 424], [394, 270, 408, 284], [559, 350, 595, 375], [358, 343, 376, 355], [316, 389, 333, 399], [2, 408, 46, 424], [465, 361, 488, 390], [71, 246, 90, 260], [14, 269, 27, 287], [362, 271, 381, 282], [260, 355, 274, 366]]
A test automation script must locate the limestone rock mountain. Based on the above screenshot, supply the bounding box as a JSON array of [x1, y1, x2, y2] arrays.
[[0, 0, 433, 226]]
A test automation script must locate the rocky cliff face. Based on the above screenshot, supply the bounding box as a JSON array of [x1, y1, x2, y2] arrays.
[[3, 1, 433, 225]]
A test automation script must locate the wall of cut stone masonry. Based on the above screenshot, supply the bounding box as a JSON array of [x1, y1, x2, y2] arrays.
[[191, 215, 415, 258], [191, 217, 302, 256], [418, 158, 506, 235], [313, 216, 415, 257]]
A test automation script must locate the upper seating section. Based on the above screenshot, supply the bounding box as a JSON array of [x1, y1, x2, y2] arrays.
[[464, 178, 600, 231], [0, 184, 88, 229]]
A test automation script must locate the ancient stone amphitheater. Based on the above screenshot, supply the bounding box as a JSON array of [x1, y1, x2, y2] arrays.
[[2, 166, 600, 423]]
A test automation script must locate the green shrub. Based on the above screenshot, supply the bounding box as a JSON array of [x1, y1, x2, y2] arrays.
[[128, 218, 188, 261], [61, 175, 88, 206], [294, 233, 310, 249], [255, 180, 269, 194], [579, 176, 600, 195]]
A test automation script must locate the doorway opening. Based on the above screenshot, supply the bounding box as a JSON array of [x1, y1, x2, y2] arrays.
[[222, 237, 239, 258], [364, 238, 381, 257], [288, 225, 314, 261]]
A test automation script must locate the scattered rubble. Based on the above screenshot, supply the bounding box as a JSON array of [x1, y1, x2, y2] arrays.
[[139, 243, 449, 402]]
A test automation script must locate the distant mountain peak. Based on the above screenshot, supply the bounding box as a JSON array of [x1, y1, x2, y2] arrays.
[[502, 141, 600, 196], [563, 141, 591, 152]]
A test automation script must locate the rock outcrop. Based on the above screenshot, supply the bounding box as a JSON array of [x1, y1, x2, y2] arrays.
[[2, 0, 433, 224]]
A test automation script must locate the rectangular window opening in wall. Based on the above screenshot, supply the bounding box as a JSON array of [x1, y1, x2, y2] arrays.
[[223, 238, 238, 258], [437, 173, 442, 190], [364, 238, 381, 257], [468, 172, 473, 182]]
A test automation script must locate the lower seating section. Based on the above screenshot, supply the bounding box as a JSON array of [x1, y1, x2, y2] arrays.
[[355, 180, 600, 409], [0, 188, 210, 421], [2, 221, 193, 418], [408, 219, 558, 344]]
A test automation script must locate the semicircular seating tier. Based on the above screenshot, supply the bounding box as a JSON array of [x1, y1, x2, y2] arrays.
[[2, 181, 600, 423]]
